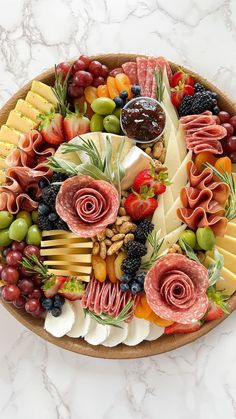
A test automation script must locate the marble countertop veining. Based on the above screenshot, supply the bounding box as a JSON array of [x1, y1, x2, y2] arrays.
[[0, 1, 236, 418]]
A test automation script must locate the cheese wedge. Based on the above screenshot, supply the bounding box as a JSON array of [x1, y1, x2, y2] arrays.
[[26, 91, 54, 114], [0, 125, 22, 145], [0, 170, 6, 185], [162, 87, 179, 133], [176, 125, 187, 162], [31, 80, 58, 106], [0, 158, 7, 169], [6, 110, 36, 133], [165, 123, 181, 179], [0, 141, 16, 158], [165, 197, 182, 234], [226, 222, 236, 237], [163, 187, 174, 213], [151, 194, 166, 237], [171, 150, 193, 200], [215, 235, 236, 256], [121, 146, 153, 190], [15, 99, 40, 123], [214, 246, 236, 274], [159, 224, 187, 255]]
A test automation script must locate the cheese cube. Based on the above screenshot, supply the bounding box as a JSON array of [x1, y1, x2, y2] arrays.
[[0, 141, 16, 158], [121, 146, 152, 190], [6, 110, 37, 133], [0, 157, 7, 169], [15, 99, 40, 123], [0, 125, 21, 145], [26, 91, 54, 114], [31, 80, 58, 106]]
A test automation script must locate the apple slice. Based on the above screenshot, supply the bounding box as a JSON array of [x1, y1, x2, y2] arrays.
[[123, 317, 150, 346], [67, 300, 91, 338], [44, 300, 75, 338], [102, 322, 128, 347]]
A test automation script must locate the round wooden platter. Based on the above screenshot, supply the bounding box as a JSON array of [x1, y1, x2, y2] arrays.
[[0, 54, 236, 359]]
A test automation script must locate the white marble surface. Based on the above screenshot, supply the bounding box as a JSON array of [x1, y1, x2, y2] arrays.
[[0, 0, 236, 418]]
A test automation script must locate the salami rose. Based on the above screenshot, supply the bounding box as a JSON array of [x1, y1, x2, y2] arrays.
[[56, 175, 119, 238], [144, 254, 209, 324]]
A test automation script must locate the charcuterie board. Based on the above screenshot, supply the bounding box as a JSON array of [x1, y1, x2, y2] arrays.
[[0, 53, 236, 359]]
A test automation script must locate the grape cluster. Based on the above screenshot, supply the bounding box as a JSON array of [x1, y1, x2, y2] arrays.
[[215, 111, 236, 163], [0, 241, 45, 317]]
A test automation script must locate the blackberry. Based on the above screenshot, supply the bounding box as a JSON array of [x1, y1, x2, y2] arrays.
[[55, 219, 69, 231], [51, 172, 69, 183], [121, 257, 141, 274], [178, 95, 194, 117], [125, 240, 147, 258], [191, 91, 213, 114], [42, 184, 61, 209], [134, 219, 154, 243], [37, 214, 53, 231], [194, 82, 205, 93]]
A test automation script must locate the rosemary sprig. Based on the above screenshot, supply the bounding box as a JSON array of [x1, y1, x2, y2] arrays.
[[61, 137, 104, 172], [47, 156, 79, 175], [208, 248, 224, 287], [84, 299, 134, 328], [179, 240, 200, 263], [141, 231, 164, 271], [204, 162, 236, 221], [154, 68, 164, 103], [21, 255, 52, 282], [52, 65, 72, 117]]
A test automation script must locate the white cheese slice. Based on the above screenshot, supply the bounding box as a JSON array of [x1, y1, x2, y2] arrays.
[[84, 318, 110, 345], [158, 224, 187, 255], [145, 323, 164, 341], [162, 87, 179, 133], [163, 112, 172, 148], [216, 235, 236, 256], [226, 222, 236, 237], [44, 300, 75, 338], [67, 301, 91, 338], [163, 67, 171, 95], [152, 194, 166, 237], [171, 150, 193, 200], [176, 125, 187, 162], [123, 317, 150, 346], [164, 123, 181, 179], [102, 322, 128, 347], [121, 146, 153, 190], [165, 197, 182, 234], [163, 187, 174, 213]]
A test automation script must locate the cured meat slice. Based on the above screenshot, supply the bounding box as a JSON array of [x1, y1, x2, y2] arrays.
[[56, 175, 119, 238], [122, 62, 138, 85], [150, 59, 161, 99], [136, 57, 148, 95], [151, 57, 173, 99], [144, 254, 209, 324], [144, 57, 157, 97], [109, 67, 123, 77]]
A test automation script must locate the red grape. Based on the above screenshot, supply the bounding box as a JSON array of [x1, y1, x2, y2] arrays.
[[100, 64, 109, 78], [18, 278, 34, 295], [68, 83, 84, 98], [72, 59, 86, 74], [56, 62, 72, 77], [73, 71, 93, 87], [227, 136, 236, 152], [13, 295, 26, 309], [32, 275, 42, 287], [212, 115, 220, 125], [79, 55, 91, 69], [88, 61, 102, 76], [20, 266, 33, 278], [1, 266, 19, 284], [221, 123, 234, 138], [93, 76, 105, 87], [30, 288, 43, 299], [23, 245, 40, 258], [229, 151, 236, 163], [25, 298, 40, 313], [32, 305, 45, 317], [3, 248, 11, 257], [6, 250, 23, 267], [229, 115, 236, 131], [1, 285, 21, 302], [11, 241, 26, 252], [218, 111, 230, 124], [0, 263, 5, 276]]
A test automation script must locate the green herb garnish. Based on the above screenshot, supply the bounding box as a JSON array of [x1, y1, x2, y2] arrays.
[[141, 231, 164, 270], [52, 65, 72, 117], [84, 299, 134, 328], [180, 240, 200, 263], [207, 286, 230, 315], [208, 248, 224, 287], [154, 68, 164, 103], [21, 254, 52, 282]]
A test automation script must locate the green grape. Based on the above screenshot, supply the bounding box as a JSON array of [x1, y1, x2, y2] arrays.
[[103, 115, 120, 134], [196, 227, 216, 251], [178, 230, 196, 250], [113, 108, 122, 119], [9, 219, 28, 242], [0, 211, 14, 229], [16, 211, 32, 227], [91, 98, 116, 115], [31, 211, 38, 223], [0, 228, 12, 247], [26, 224, 42, 246], [90, 114, 104, 132]]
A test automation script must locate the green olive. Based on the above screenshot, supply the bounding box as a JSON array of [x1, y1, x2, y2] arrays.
[[0, 211, 14, 229], [91, 98, 116, 115], [9, 219, 28, 242], [178, 229, 196, 250], [16, 211, 32, 227], [0, 228, 12, 247], [196, 227, 215, 251], [103, 115, 120, 134], [26, 224, 42, 246], [90, 114, 104, 132]]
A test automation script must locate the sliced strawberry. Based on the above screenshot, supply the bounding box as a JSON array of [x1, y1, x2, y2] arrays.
[[39, 112, 64, 145], [124, 186, 158, 221], [164, 321, 202, 334], [170, 89, 185, 108], [63, 105, 90, 142], [133, 168, 170, 196], [170, 70, 194, 88], [43, 276, 66, 298], [183, 84, 195, 96], [58, 277, 85, 301], [204, 301, 223, 322]]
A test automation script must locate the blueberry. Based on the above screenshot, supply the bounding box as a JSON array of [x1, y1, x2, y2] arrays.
[[212, 106, 220, 115], [51, 307, 62, 317], [48, 212, 58, 222], [131, 85, 141, 96], [119, 90, 128, 100], [38, 203, 50, 215], [130, 281, 142, 295], [136, 272, 146, 284], [122, 273, 133, 283], [120, 282, 130, 292], [53, 294, 65, 308], [113, 96, 123, 108], [41, 297, 53, 311], [39, 179, 49, 189]]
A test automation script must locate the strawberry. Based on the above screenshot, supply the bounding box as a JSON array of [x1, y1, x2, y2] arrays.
[[58, 277, 85, 301], [38, 112, 64, 145], [63, 104, 90, 142], [164, 321, 202, 335], [204, 301, 224, 322], [170, 70, 194, 88], [171, 84, 195, 108], [133, 167, 170, 196], [124, 186, 158, 221], [43, 276, 66, 298]]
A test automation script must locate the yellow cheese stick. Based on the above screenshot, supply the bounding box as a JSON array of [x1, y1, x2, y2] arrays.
[[26, 91, 54, 114], [42, 230, 91, 241], [215, 246, 236, 274], [15, 99, 40, 123], [205, 255, 236, 296], [47, 269, 90, 281], [31, 80, 58, 106], [215, 235, 236, 255], [40, 247, 92, 256], [44, 254, 92, 264], [0, 125, 22, 145], [41, 238, 93, 248], [7, 110, 37, 133]]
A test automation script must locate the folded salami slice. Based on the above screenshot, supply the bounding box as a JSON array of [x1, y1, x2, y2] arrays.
[[56, 175, 119, 238], [144, 254, 209, 324], [109, 67, 123, 77], [136, 57, 148, 95], [122, 62, 138, 85], [144, 57, 157, 97]]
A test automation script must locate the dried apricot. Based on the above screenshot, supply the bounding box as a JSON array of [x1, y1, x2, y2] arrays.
[[97, 84, 110, 98], [84, 86, 97, 104], [194, 151, 217, 172], [107, 76, 120, 99], [106, 254, 118, 283], [92, 255, 107, 282], [115, 73, 132, 98]]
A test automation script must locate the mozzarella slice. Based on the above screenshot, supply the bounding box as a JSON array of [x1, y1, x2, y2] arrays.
[[84, 318, 110, 345], [44, 300, 75, 338], [102, 322, 128, 347], [121, 146, 153, 190], [145, 323, 164, 341], [67, 300, 91, 338], [123, 318, 150, 346]]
